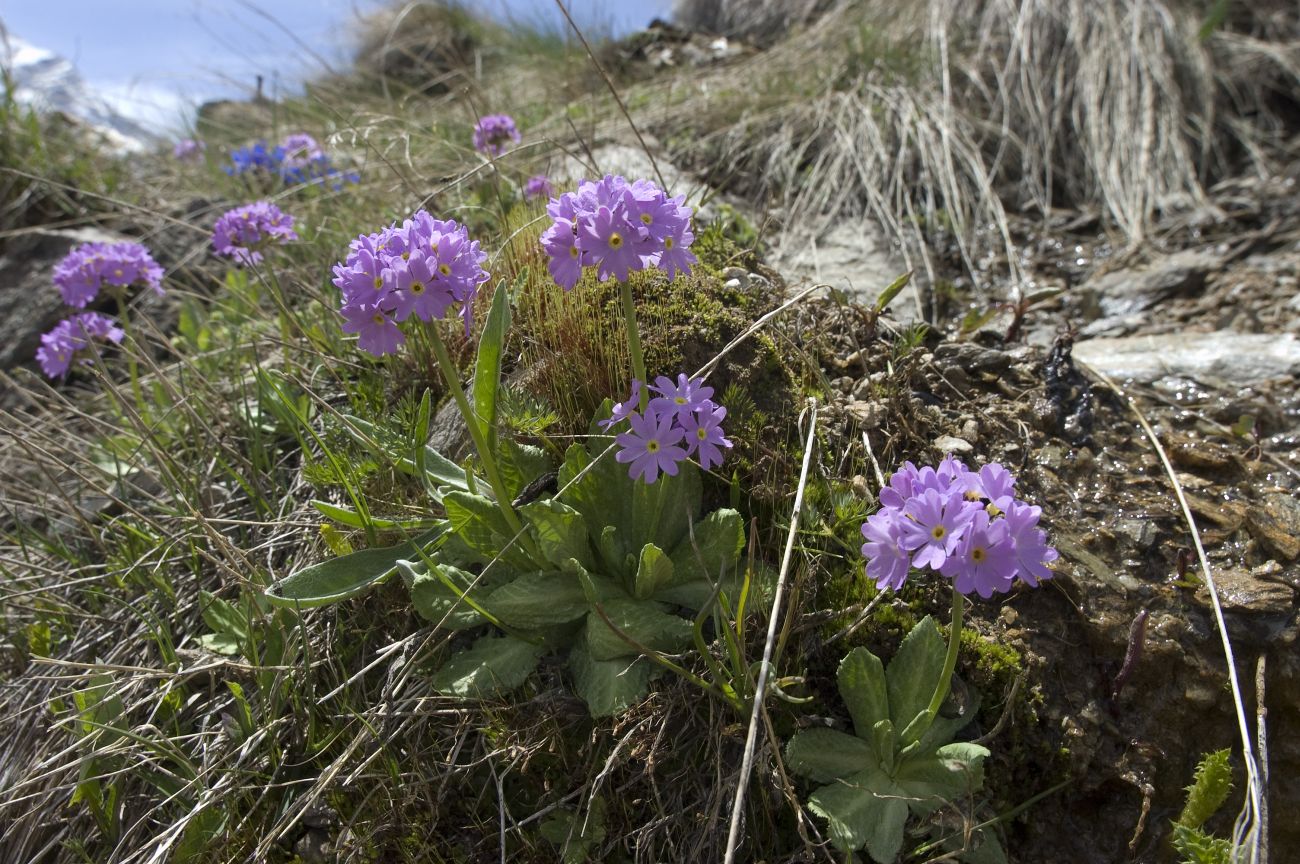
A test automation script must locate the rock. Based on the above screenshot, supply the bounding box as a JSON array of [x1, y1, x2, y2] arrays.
[[846, 400, 886, 429], [1077, 250, 1217, 336], [428, 395, 471, 462], [1166, 435, 1236, 472], [1245, 493, 1300, 561], [933, 342, 1012, 375], [769, 221, 914, 319], [1071, 331, 1300, 386], [1200, 566, 1294, 616], [933, 435, 973, 454], [0, 226, 128, 373]]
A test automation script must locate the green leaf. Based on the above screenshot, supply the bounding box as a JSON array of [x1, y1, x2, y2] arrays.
[[875, 270, 913, 312], [265, 527, 446, 608], [1198, 0, 1230, 41], [807, 769, 909, 861], [499, 440, 553, 500], [340, 413, 476, 496], [785, 727, 876, 783], [539, 797, 607, 864], [486, 571, 591, 629], [472, 280, 510, 454], [173, 806, 226, 863], [1177, 748, 1233, 831], [596, 524, 624, 577], [668, 508, 744, 586], [521, 499, 594, 570], [199, 591, 248, 644], [311, 500, 439, 531], [432, 634, 543, 698], [559, 438, 703, 579], [1023, 287, 1063, 307], [401, 561, 489, 631], [444, 491, 536, 571], [196, 633, 241, 656], [886, 615, 947, 745], [894, 742, 989, 815], [585, 598, 694, 661], [73, 674, 126, 746], [961, 829, 1009, 864], [871, 719, 897, 775], [633, 544, 674, 600], [907, 685, 981, 756], [838, 647, 890, 742], [569, 643, 654, 717]]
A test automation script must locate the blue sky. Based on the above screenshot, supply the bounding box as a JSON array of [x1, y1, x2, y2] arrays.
[[0, 1, 672, 130]]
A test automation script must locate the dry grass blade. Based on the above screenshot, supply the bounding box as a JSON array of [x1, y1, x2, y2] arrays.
[[723, 397, 818, 864]]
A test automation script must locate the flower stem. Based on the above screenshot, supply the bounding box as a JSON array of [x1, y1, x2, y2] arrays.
[[922, 587, 965, 729], [426, 324, 539, 560], [617, 280, 649, 410]]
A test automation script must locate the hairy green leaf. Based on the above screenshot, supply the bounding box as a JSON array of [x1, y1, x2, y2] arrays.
[[443, 491, 536, 571], [1177, 749, 1233, 831], [569, 644, 654, 717], [886, 615, 947, 745], [486, 570, 591, 629], [521, 499, 593, 570], [265, 527, 446, 608], [401, 560, 489, 631], [585, 598, 694, 661], [808, 769, 909, 862], [432, 634, 542, 698], [894, 742, 989, 815], [472, 281, 510, 454], [838, 647, 890, 742], [499, 440, 553, 500], [785, 727, 875, 783], [633, 543, 674, 600], [668, 508, 744, 585]]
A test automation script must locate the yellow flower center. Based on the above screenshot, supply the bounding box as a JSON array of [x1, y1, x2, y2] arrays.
[[608, 232, 623, 250], [664, 237, 675, 250], [931, 525, 946, 541], [411, 282, 425, 295], [114, 268, 123, 277], [675, 396, 688, 405], [646, 440, 660, 453], [438, 263, 452, 277], [569, 245, 579, 258], [371, 313, 385, 325], [402, 252, 410, 261], [696, 428, 707, 440], [373, 277, 384, 290], [640, 213, 653, 225], [972, 547, 986, 563]]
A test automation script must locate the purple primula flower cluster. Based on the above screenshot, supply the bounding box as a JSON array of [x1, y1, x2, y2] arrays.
[[472, 114, 520, 157], [212, 201, 298, 265], [603, 374, 732, 483], [224, 133, 359, 188], [331, 211, 489, 357], [173, 138, 205, 161], [523, 174, 553, 201], [36, 312, 125, 379], [539, 174, 697, 290], [52, 242, 164, 308], [861, 457, 1058, 598]]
